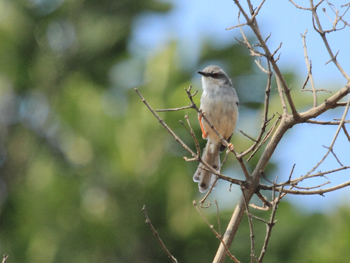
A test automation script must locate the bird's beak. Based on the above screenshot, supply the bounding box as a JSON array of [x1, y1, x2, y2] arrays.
[[197, 71, 208, 77]]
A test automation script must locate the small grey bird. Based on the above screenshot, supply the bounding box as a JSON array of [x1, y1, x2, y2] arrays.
[[193, 65, 239, 193]]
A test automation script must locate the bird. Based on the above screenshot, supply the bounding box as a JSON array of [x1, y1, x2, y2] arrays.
[[193, 65, 239, 193]]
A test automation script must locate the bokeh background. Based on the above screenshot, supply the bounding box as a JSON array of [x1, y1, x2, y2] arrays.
[[0, 0, 350, 262]]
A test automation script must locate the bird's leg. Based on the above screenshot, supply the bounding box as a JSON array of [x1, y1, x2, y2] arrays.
[[198, 111, 208, 139], [227, 143, 234, 152]]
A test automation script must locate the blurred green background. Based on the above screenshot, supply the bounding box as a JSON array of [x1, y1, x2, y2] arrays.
[[0, 0, 350, 262]]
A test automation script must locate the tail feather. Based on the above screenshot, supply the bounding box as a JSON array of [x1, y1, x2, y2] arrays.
[[193, 141, 221, 193]]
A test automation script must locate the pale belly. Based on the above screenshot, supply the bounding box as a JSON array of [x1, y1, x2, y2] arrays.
[[201, 90, 239, 143]]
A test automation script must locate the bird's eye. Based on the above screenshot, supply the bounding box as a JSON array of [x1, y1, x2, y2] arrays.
[[212, 73, 219, 78]]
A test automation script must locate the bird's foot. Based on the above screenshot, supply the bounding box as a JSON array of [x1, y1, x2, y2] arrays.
[[227, 143, 234, 152], [198, 111, 208, 139]]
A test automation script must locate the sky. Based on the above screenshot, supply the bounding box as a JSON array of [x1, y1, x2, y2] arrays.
[[130, 0, 350, 213], [131, 0, 350, 87]]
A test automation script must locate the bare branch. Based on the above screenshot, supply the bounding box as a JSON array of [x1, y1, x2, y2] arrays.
[[251, 0, 267, 21], [193, 201, 241, 263], [135, 88, 198, 158], [271, 42, 283, 58], [199, 175, 219, 208], [142, 206, 178, 263], [2, 255, 9, 263], [301, 74, 310, 90], [215, 200, 222, 236], [257, 187, 283, 263], [302, 88, 332, 93], [301, 30, 318, 106], [306, 119, 350, 125], [276, 74, 289, 115], [324, 145, 344, 166], [290, 165, 350, 183], [324, 0, 350, 30], [309, 0, 350, 81], [300, 84, 350, 120], [156, 105, 194, 112], [338, 98, 350, 106], [292, 181, 330, 190], [238, 60, 274, 158], [234, 0, 300, 119], [246, 115, 281, 162], [343, 125, 350, 141], [226, 22, 249, 30], [304, 95, 350, 177], [241, 186, 256, 263], [261, 179, 350, 195], [213, 192, 253, 263], [155, 91, 198, 112], [239, 129, 257, 142], [289, 0, 311, 10], [180, 115, 201, 157], [254, 59, 270, 74], [235, 13, 265, 58]]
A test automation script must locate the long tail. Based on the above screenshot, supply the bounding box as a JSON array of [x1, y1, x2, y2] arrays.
[[193, 141, 220, 193]]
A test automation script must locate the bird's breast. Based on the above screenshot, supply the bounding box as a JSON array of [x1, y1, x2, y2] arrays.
[[200, 87, 239, 142]]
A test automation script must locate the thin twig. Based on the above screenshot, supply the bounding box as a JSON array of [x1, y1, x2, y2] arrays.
[[289, 0, 311, 10], [235, 0, 300, 119], [135, 88, 197, 158], [342, 125, 350, 141], [238, 61, 273, 158], [241, 187, 256, 263], [193, 201, 241, 263], [181, 115, 201, 157], [255, 191, 273, 209], [306, 119, 350, 125], [260, 179, 350, 195], [215, 200, 222, 236], [257, 187, 283, 263], [292, 181, 330, 190], [310, 0, 350, 81], [2, 255, 9, 263], [156, 105, 195, 112], [302, 88, 332, 93], [281, 165, 350, 185], [247, 115, 281, 162], [142, 205, 178, 263], [326, 146, 344, 166], [301, 74, 310, 90], [255, 165, 294, 210], [301, 30, 318, 106], [249, 203, 271, 211], [275, 75, 288, 115], [199, 175, 219, 208], [221, 149, 231, 167], [304, 95, 350, 177], [239, 130, 257, 142], [226, 22, 249, 30]]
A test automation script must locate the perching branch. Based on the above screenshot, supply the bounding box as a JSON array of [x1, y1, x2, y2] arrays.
[[135, 87, 245, 188]]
